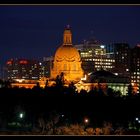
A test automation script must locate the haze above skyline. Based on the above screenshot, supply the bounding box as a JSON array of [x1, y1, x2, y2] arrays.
[[0, 5, 140, 65]]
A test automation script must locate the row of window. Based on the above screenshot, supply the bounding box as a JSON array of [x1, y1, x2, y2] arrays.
[[131, 76, 140, 78], [95, 65, 113, 68], [95, 62, 112, 65], [131, 80, 140, 83], [85, 59, 115, 62]]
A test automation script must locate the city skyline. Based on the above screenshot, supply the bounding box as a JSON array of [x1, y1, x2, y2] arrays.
[[0, 5, 140, 65]]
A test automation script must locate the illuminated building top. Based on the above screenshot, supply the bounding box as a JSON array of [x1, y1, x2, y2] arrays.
[[63, 25, 72, 46], [51, 26, 84, 82]]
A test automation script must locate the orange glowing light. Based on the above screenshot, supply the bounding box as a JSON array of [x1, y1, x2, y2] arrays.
[[19, 60, 28, 64], [7, 61, 12, 65]]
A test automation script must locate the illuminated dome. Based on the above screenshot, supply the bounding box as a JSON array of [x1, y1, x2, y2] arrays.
[[51, 26, 84, 82], [54, 46, 81, 62]]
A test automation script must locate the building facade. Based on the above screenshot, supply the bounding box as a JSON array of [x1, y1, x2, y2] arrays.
[[51, 26, 84, 83], [42, 56, 53, 78], [130, 45, 140, 92], [75, 70, 130, 95], [6, 58, 42, 81], [106, 43, 131, 77], [75, 38, 115, 74]]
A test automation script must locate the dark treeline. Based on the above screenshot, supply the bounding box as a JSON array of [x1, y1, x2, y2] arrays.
[[0, 80, 139, 122], [0, 80, 140, 134]]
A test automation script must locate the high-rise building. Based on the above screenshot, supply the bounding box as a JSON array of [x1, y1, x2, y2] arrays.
[[6, 58, 42, 81], [106, 43, 130, 77], [75, 38, 115, 74], [42, 56, 53, 78], [130, 45, 140, 88]]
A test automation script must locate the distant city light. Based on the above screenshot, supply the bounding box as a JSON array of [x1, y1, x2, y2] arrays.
[[15, 79, 25, 83], [137, 44, 140, 47], [19, 112, 24, 119], [81, 74, 87, 81], [100, 45, 105, 49], [131, 83, 135, 86], [88, 72, 92, 75], [136, 117, 139, 121], [84, 118, 89, 124]]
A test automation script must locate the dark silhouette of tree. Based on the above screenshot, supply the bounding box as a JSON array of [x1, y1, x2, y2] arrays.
[[98, 84, 104, 96], [79, 89, 87, 95], [127, 84, 133, 96], [36, 111, 61, 134], [0, 79, 4, 88], [68, 82, 76, 95], [55, 73, 64, 88], [45, 79, 49, 88], [114, 90, 121, 97], [32, 82, 42, 91], [3, 80, 12, 88], [107, 88, 114, 97]]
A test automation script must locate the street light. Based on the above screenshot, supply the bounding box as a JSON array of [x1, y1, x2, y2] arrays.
[[84, 117, 89, 124], [19, 113, 24, 119], [100, 45, 105, 49], [136, 117, 139, 121], [83, 117, 90, 130], [19, 112, 25, 119]]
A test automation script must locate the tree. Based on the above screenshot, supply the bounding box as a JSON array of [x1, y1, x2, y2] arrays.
[[36, 111, 61, 135], [68, 82, 76, 95], [127, 84, 133, 96], [4, 80, 12, 88], [55, 72, 64, 87], [33, 82, 41, 90], [107, 88, 114, 97], [102, 121, 113, 135]]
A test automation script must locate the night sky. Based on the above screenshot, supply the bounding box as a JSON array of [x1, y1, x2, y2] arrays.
[[0, 5, 140, 65]]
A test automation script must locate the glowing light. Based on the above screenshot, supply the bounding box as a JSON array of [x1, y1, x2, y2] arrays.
[[81, 75, 87, 81], [7, 61, 12, 65], [15, 79, 25, 83], [84, 117, 89, 124], [100, 45, 105, 49], [136, 117, 139, 121], [137, 44, 140, 47], [19, 113, 24, 119], [19, 60, 28, 64], [131, 83, 134, 86]]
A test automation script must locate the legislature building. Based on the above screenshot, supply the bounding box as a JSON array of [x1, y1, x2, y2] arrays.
[[50, 25, 84, 83]]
